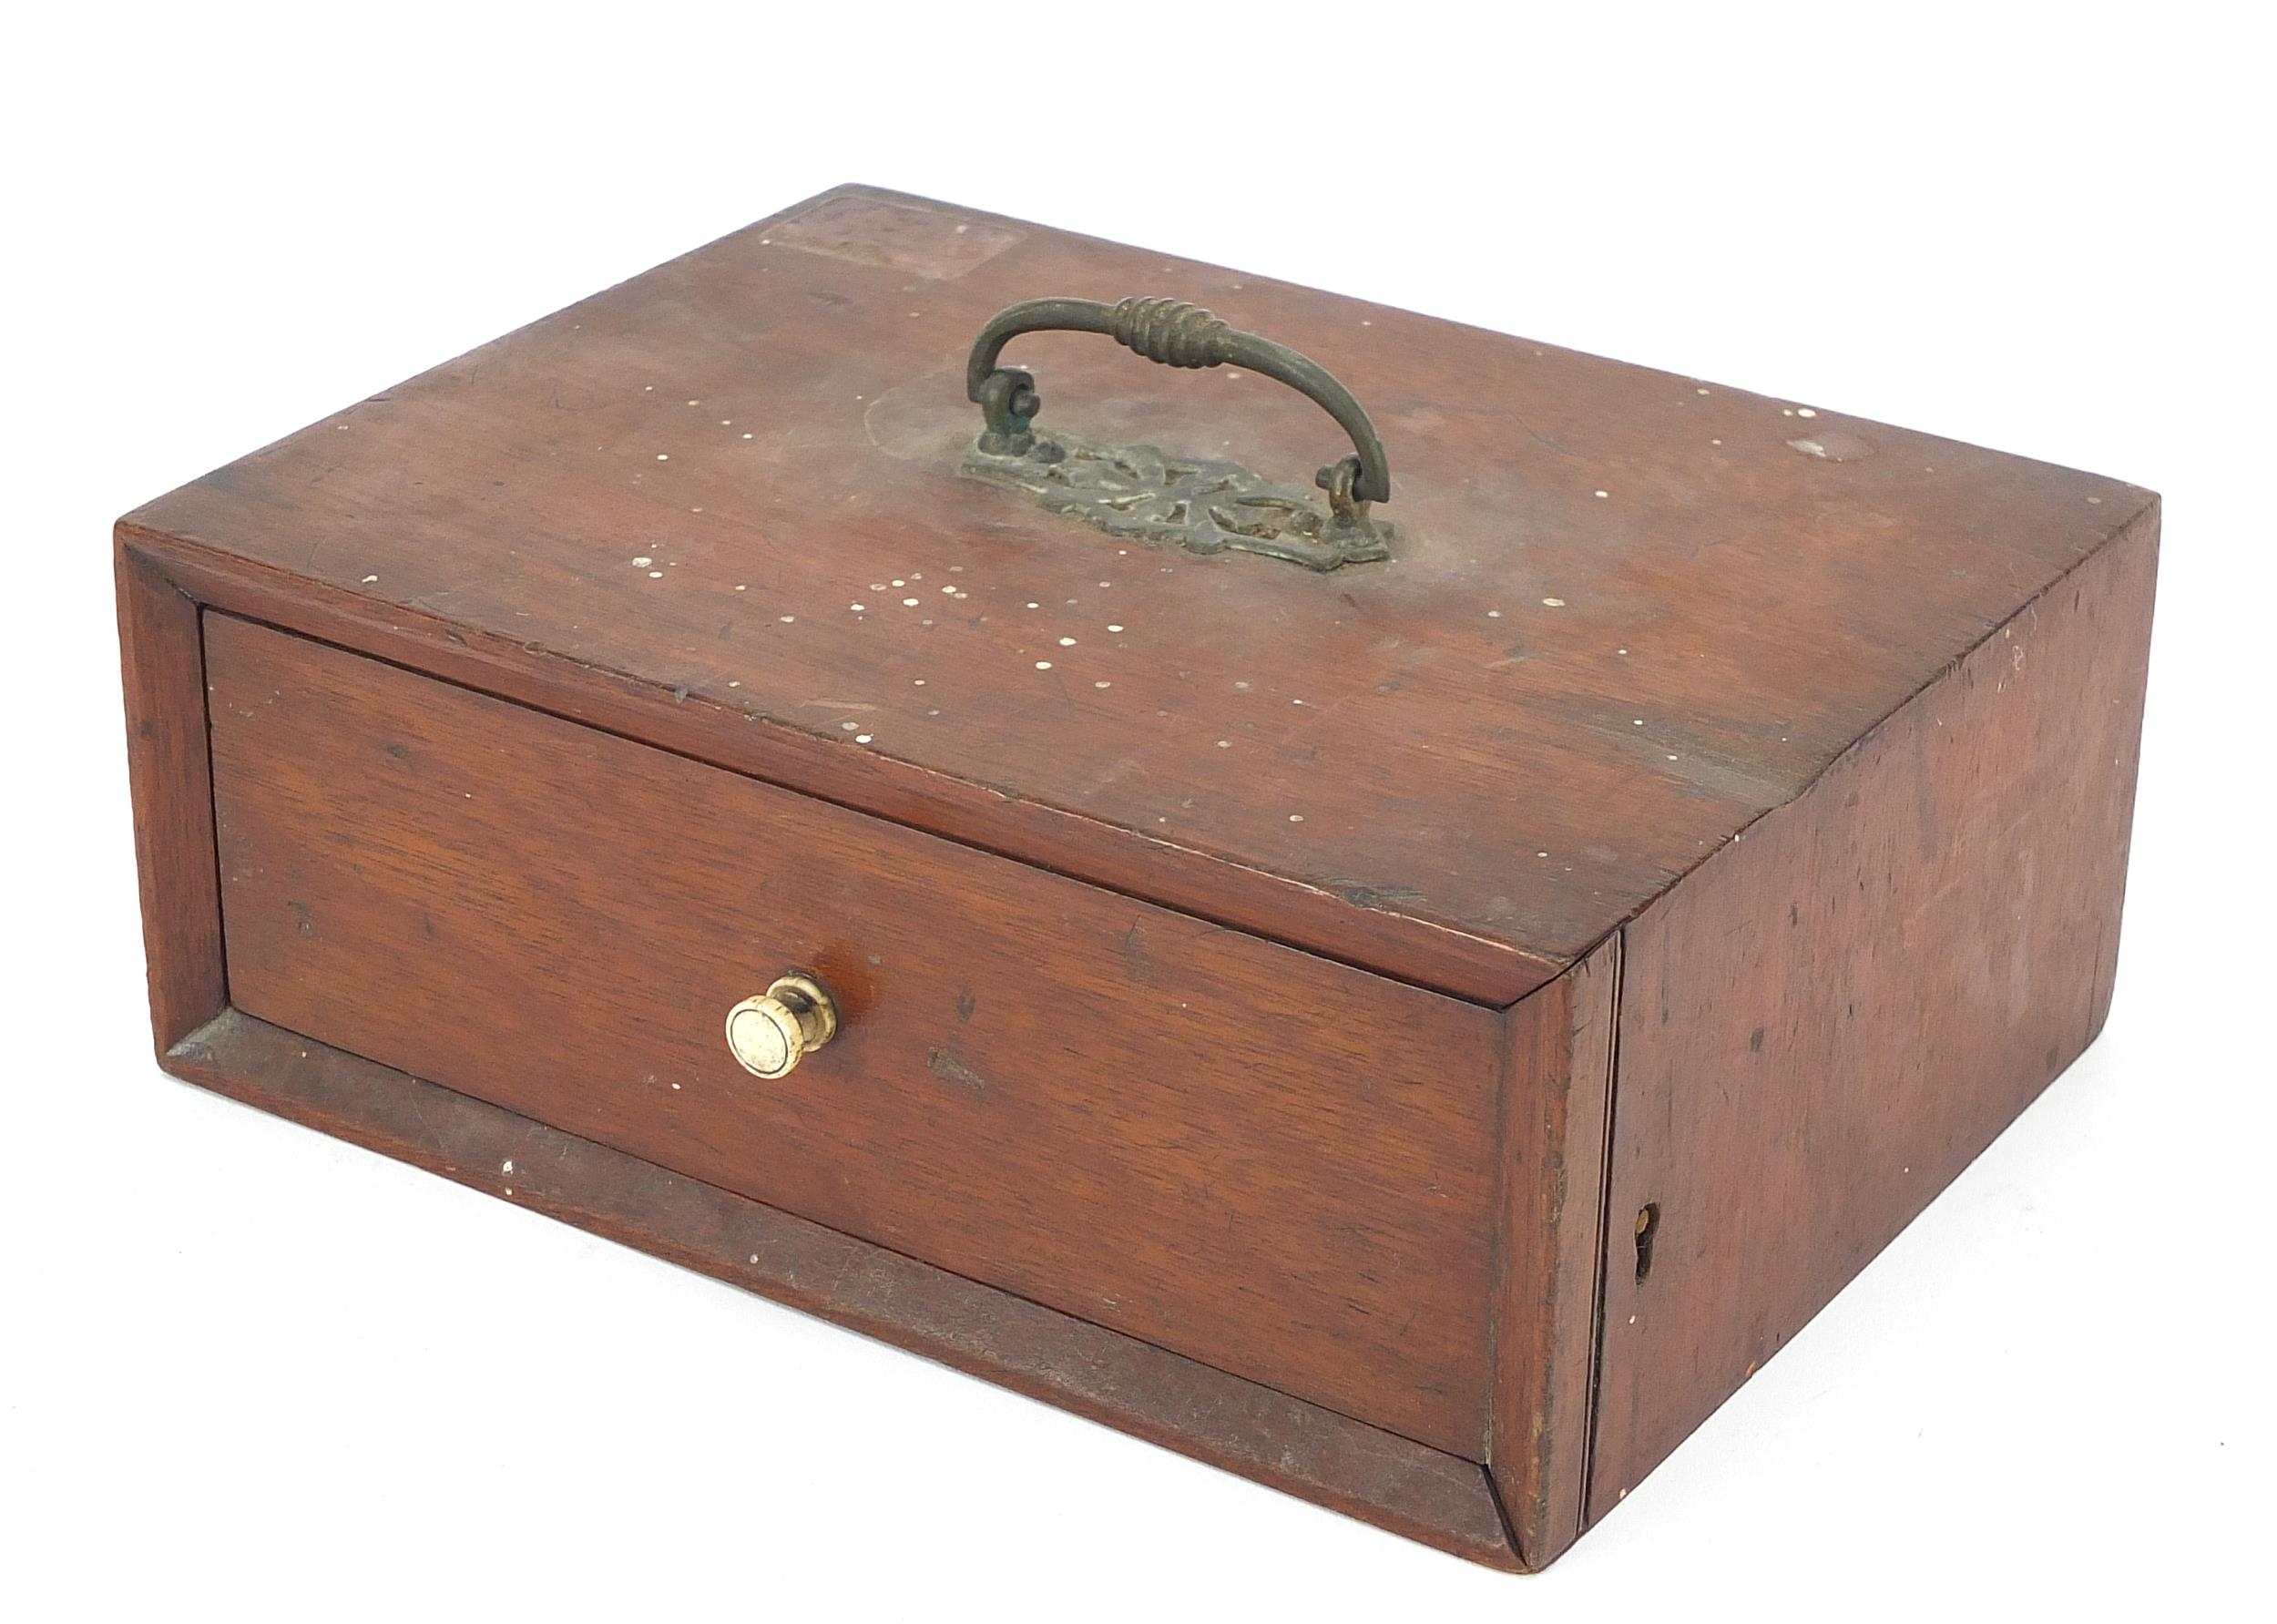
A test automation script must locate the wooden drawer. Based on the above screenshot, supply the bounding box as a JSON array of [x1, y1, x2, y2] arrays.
[[205, 612, 1503, 1455]]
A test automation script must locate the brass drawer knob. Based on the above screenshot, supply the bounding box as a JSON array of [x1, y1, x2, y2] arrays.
[[723, 973, 839, 1079]]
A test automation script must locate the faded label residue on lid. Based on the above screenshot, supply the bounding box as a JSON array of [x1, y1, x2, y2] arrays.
[[766, 194, 1022, 281]]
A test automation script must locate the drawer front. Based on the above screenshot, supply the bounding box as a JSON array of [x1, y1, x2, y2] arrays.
[[205, 614, 1501, 1454]]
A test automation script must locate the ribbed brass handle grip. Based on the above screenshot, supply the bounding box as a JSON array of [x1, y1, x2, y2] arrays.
[[965, 295, 1392, 506], [724, 974, 839, 1080], [1097, 296, 1238, 368]]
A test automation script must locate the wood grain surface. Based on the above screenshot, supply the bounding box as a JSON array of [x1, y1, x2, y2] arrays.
[[1487, 936, 1619, 1567], [115, 185, 2163, 1570], [167, 1009, 1524, 1569], [125, 184, 2155, 1002], [113, 537, 225, 1052], [1586, 501, 2160, 1519], [206, 613, 1504, 1456]]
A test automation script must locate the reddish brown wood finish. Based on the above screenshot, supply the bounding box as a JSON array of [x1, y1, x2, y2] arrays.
[[1487, 937, 1619, 1566], [205, 613, 1502, 1457], [124, 184, 2150, 1005], [114, 538, 225, 1052], [1587, 502, 2160, 1520], [167, 1009, 1522, 1570], [112, 185, 2162, 1572]]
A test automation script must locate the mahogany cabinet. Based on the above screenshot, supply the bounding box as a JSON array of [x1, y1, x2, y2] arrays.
[[117, 185, 2157, 1568]]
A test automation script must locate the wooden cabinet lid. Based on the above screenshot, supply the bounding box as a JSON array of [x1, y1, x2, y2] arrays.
[[128, 185, 2152, 1005]]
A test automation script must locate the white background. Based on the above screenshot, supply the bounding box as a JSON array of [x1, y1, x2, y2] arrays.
[[5, 5, 2269, 1618]]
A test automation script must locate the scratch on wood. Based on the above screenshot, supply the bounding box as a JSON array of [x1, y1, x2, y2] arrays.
[[927, 1047, 989, 1095], [1119, 922, 1157, 983]]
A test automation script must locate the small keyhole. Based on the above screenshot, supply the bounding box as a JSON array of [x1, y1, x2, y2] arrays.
[[1634, 1202, 1660, 1283]]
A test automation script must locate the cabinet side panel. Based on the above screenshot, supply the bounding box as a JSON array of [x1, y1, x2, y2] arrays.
[[114, 536, 226, 1049], [1487, 935, 1618, 1569], [1588, 506, 2158, 1520]]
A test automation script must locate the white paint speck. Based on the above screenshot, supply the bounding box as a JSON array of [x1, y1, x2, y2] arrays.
[[1796, 407, 1817, 417], [1108, 624, 1124, 633], [1058, 637, 1077, 647], [850, 602, 865, 612], [648, 570, 664, 579], [1290, 814, 1305, 822], [1487, 609, 1501, 618], [1035, 660, 1052, 670], [656, 453, 669, 461], [1215, 740, 1231, 749], [841, 721, 858, 731], [1542, 597, 1566, 608], [501, 1159, 514, 1175], [735, 584, 748, 591], [780, 615, 795, 623], [361, 574, 379, 584], [855, 734, 872, 744], [1695, 387, 1710, 395], [904, 598, 920, 607], [632, 556, 653, 567], [1593, 490, 1608, 499], [1094, 679, 1111, 689]]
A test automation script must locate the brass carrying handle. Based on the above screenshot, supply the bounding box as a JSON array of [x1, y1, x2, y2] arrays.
[[965, 296, 1392, 507]]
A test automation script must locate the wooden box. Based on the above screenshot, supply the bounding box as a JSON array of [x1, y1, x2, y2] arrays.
[[115, 186, 2158, 1569]]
